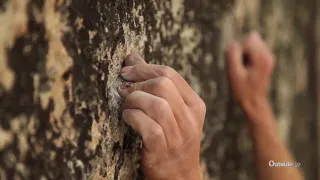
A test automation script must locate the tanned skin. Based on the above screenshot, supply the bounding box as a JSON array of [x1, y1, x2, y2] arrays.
[[226, 32, 304, 180], [119, 32, 304, 180]]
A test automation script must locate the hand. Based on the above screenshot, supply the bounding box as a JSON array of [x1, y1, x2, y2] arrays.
[[119, 53, 206, 180], [225, 33, 305, 180], [226, 32, 275, 114]]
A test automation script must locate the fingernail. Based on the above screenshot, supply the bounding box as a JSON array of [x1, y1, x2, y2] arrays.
[[121, 66, 132, 74], [119, 82, 133, 90]]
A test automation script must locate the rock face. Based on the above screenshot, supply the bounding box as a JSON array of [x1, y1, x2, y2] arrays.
[[0, 0, 319, 179]]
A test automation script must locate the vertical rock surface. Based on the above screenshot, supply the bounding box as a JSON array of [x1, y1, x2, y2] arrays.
[[0, 0, 318, 179]]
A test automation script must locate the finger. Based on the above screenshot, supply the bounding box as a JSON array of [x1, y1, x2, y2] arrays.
[[120, 64, 199, 107], [124, 91, 183, 147], [124, 52, 147, 66], [123, 109, 167, 152], [120, 77, 194, 137], [242, 32, 274, 74], [225, 41, 247, 81]]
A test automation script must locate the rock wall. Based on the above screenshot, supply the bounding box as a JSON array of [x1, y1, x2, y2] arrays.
[[0, 0, 319, 180]]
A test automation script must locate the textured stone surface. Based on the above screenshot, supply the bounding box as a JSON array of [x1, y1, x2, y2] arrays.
[[0, 0, 319, 179]]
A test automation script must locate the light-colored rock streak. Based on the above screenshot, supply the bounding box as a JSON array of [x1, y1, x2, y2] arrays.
[[0, 0, 29, 91]]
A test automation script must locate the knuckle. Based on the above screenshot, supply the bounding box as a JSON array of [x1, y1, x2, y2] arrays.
[[159, 65, 176, 79], [147, 125, 164, 141], [186, 98, 206, 132], [152, 98, 170, 115], [197, 98, 207, 115], [155, 77, 173, 90], [191, 96, 206, 115], [131, 64, 140, 73]]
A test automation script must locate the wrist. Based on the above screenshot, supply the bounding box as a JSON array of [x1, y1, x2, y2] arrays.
[[180, 166, 202, 180], [240, 96, 276, 130], [148, 164, 202, 180]]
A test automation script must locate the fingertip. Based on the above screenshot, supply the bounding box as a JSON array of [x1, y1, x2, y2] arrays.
[[122, 110, 137, 130], [122, 109, 129, 123], [124, 52, 146, 66], [122, 108, 135, 123]]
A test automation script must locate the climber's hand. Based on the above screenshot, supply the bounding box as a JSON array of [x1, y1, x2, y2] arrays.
[[119, 53, 205, 180], [226, 32, 275, 116]]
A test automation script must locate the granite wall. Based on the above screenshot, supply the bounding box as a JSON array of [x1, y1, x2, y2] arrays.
[[0, 0, 319, 179]]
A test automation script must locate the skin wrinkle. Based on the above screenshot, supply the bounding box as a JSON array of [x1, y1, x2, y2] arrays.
[[0, 0, 311, 179], [120, 52, 205, 180], [119, 32, 303, 180]]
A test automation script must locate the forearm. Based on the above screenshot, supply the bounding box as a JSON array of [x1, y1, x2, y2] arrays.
[[242, 98, 304, 180]]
